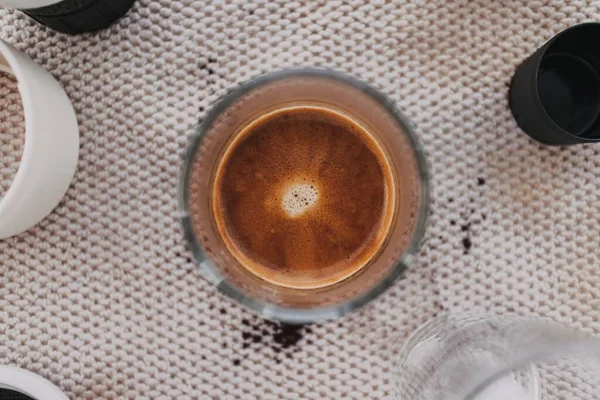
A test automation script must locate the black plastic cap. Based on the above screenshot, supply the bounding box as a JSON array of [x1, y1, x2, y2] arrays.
[[22, 0, 136, 35], [510, 23, 600, 145], [0, 388, 36, 400]]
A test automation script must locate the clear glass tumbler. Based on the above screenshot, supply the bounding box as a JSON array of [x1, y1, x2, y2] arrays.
[[395, 313, 600, 400], [179, 69, 429, 323]]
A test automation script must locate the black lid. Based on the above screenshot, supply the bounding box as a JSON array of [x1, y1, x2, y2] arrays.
[[22, 0, 136, 34], [510, 23, 600, 145]]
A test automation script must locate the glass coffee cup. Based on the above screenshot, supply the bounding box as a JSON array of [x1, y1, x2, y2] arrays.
[[179, 69, 429, 323]]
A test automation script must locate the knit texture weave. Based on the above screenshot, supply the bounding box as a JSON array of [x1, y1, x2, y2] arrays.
[[1, 1, 599, 398]]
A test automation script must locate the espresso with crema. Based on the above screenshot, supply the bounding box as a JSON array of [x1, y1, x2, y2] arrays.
[[212, 106, 396, 289]]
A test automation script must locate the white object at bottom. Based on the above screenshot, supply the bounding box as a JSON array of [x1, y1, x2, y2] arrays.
[[0, 365, 69, 400]]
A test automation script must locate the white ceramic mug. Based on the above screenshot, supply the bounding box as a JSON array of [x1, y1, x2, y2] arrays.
[[0, 39, 79, 239], [0, 365, 69, 399]]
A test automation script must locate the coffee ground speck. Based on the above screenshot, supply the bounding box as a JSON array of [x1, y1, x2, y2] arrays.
[[462, 237, 472, 253]]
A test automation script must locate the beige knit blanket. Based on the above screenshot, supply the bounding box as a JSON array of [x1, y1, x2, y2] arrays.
[[1, 1, 599, 398]]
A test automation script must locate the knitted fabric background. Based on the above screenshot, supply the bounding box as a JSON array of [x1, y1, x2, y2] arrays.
[[1, 1, 599, 399]]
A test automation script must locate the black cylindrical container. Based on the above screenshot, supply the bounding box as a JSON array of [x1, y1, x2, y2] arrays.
[[17, 0, 136, 34], [510, 23, 600, 145], [0, 388, 37, 399]]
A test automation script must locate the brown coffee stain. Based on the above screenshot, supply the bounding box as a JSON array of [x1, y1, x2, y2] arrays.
[[238, 317, 313, 365]]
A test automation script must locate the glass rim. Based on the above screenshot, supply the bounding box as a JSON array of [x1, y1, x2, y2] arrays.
[[466, 332, 600, 400], [399, 313, 600, 400], [178, 68, 431, 324]]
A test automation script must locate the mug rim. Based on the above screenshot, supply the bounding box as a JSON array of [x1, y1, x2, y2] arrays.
[[0, 38, 79, 240], [532, 22, 600, 143]]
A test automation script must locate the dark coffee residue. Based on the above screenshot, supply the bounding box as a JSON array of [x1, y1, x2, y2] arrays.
[[462, 237, 472, 253], [459, 177, 487, 254], [199, 58, 217, 76], [238, 318, 312, 364]]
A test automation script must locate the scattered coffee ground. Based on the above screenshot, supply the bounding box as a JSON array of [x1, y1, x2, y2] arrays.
[[462, 237, 472, 253], [455, 176, 489, 254], [458, 180, 487, 254], [239, 317, 312, 364]]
